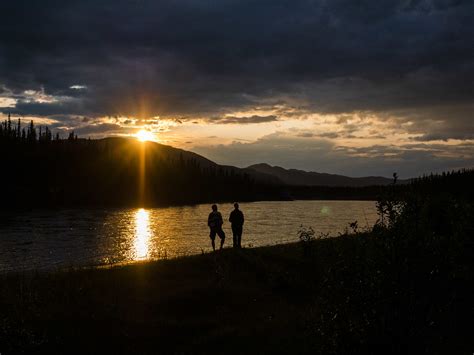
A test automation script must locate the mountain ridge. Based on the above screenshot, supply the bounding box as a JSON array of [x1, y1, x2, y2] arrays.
[[246, 163, 401, 187], [103, 139, 401, 187]]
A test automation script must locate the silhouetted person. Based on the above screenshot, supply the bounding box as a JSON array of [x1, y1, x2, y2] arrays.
[[208, 204, 225, 251], [229, 202, 244, 248]]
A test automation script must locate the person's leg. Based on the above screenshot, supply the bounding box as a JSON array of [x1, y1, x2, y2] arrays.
[[232, 226, 237, 248], [218, 229, 225, 250], [210, 230, 216, 251], [237, 226, 242, 248]]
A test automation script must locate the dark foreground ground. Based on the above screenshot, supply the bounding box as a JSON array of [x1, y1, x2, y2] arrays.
[[1, 233, 472, 355]]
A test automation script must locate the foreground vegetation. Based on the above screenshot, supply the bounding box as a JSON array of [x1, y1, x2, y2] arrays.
[[1, 228, 472, 353], [1, 170, 472, 354]]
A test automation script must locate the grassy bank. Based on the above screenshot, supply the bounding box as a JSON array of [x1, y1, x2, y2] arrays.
[[1, 230, 472, 355]]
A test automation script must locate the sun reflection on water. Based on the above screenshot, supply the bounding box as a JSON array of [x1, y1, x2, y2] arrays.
[[134, 208, 152, 260]]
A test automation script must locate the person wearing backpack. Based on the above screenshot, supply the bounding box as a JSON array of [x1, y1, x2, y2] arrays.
[[207, 204, 225, 251]]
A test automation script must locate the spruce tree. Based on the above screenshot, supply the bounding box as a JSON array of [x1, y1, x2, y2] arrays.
[[16, 118, 21, 139]]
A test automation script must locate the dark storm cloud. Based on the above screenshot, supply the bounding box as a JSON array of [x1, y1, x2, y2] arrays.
[[0, 0, 473, 140], [74, 123, 126, 137], [10, 99, 88, 117]]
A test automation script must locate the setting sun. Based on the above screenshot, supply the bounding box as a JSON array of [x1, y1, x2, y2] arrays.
[[135, 129, 155, 142]]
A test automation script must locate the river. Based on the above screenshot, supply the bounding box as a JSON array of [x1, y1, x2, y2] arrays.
[[0, 200, 378, 273]]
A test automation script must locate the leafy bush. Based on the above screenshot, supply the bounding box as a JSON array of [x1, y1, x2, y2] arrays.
[[297, 225, 315, 256], [297, 225, 315, 243]]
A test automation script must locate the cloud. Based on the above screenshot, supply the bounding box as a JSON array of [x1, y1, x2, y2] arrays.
[[208, 115, 278, 124], [296, 131, 340, 139], [0, 0, 473, 174], [192, 132, 474, 178], [0, 1, 472, 119], [73, 123, 126, 137]]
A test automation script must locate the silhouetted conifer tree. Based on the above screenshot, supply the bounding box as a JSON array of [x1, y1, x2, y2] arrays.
[[27, 120, 37, 143], [4, 113, 14, 140], [16, 118, 21, 138]]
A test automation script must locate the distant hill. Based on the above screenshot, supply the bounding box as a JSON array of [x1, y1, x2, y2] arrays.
[[0, 130, 406, 208], [100, 138, 281, 185], [247, 163, 401, 187], [0, 137, 284, 208]]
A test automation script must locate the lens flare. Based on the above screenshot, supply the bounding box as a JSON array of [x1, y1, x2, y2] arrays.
[[320, 206, 330, 215]]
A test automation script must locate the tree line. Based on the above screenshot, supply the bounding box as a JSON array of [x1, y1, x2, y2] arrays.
[[0, 114, 77, 144], [0, 129, 280, 208], [2, 115, 472, 208]]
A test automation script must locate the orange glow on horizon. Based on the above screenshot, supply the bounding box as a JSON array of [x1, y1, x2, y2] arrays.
[[135, 129, 155, 142]]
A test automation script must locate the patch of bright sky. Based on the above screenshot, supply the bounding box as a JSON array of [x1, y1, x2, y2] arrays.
[[0, 97, 16, 108], [22, 89, 61, 103], [120, 109, 469, 152], [1, 94, 471, 157], [159, 117, 315, 148], [0, 113, 58, 126]]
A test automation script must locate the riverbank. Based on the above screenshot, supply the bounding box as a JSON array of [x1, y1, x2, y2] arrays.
[[1, 230, 471, 354]]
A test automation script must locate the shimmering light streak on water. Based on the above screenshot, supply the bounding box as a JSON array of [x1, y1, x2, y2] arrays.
[[134, 209, 151, 260]]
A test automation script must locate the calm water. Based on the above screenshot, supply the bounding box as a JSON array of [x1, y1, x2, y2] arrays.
[[0, 201, 377, 273]]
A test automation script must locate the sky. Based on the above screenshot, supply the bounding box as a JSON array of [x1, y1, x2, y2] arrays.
[[0, 0, 473, 178]]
